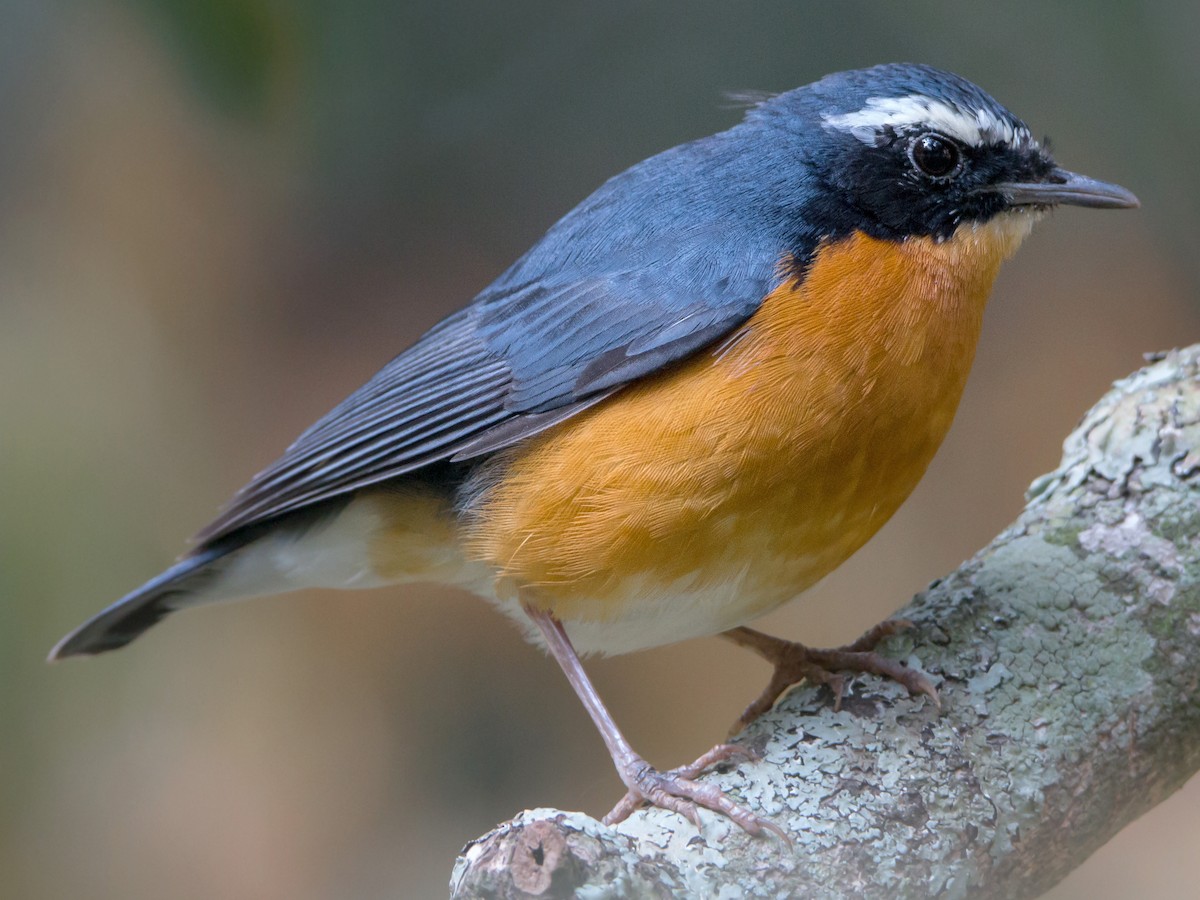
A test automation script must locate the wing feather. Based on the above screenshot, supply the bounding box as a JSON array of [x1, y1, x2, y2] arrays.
[[194, 129, 815, 545]]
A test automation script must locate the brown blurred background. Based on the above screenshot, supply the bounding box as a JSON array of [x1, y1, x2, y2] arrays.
[[4, 2, 1198, 897]]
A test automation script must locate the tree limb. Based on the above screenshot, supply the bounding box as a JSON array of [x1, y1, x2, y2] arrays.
[[451, 345, 1200, 899]]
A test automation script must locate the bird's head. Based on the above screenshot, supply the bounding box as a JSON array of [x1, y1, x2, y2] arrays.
[[748, 63, 1138, 243]]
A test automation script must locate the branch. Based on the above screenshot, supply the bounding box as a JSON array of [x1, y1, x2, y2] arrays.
[[451, 346, 1200, 899]]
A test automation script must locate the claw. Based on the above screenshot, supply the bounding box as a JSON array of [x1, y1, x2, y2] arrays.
[[602, 743, 788, 845], [724, 619, 938, 732]]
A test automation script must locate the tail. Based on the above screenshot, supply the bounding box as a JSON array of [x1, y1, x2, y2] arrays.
[[48, 543, 242, 661], [48, 494, 407, 661]]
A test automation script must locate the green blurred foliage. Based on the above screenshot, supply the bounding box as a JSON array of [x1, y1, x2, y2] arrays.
[[130, 0, 294, 116]]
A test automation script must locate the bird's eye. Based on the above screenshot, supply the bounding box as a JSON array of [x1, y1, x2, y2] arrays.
[[909, 133, 962, 179]]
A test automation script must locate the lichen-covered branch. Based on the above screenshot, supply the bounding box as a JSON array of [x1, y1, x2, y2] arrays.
[[451, 346, 1200, 900]]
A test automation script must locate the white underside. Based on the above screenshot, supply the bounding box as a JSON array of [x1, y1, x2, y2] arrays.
[[494, 565, 786, 657], [201, 500, 396, 604], [193, 494, 789, 657]]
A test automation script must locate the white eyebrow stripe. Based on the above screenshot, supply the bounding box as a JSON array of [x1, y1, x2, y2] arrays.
[[822, 94, 1032, 148]]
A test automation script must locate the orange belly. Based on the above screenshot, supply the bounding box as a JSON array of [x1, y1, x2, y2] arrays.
[[449, 218, 1033, 653]]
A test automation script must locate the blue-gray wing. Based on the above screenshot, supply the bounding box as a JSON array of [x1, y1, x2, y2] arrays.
[[193, 251, 776, 544], [192, 117, 824, 544]]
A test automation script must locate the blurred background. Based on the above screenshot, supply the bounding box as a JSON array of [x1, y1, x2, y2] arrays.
[[3, 1, 1198, 897]]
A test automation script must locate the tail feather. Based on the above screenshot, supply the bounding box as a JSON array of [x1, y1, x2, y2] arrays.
[[48, 494, 422, 661], [48, 545, 237, 661]]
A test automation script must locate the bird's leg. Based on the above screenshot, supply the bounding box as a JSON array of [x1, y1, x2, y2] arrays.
[[523, 604, 787, 841], [722, 620, 938, 734]]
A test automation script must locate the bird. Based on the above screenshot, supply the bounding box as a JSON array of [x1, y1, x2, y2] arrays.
[[50, 63, 1138, 838]]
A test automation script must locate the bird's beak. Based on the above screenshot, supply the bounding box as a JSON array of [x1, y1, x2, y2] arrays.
[[990, 167, 1140, 209]]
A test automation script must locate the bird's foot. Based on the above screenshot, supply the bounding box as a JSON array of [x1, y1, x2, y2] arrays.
[[724, 620, 938, 734], [603, 743, 789, 843]]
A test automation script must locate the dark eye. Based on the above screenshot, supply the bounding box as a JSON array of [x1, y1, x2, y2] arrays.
[[909, 133, 961, 178]]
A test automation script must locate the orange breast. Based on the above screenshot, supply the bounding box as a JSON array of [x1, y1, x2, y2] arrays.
[[461, 217, 1034, 644]]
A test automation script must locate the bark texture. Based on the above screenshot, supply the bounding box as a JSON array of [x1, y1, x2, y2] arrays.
[[450, 346, 1200, 899]]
